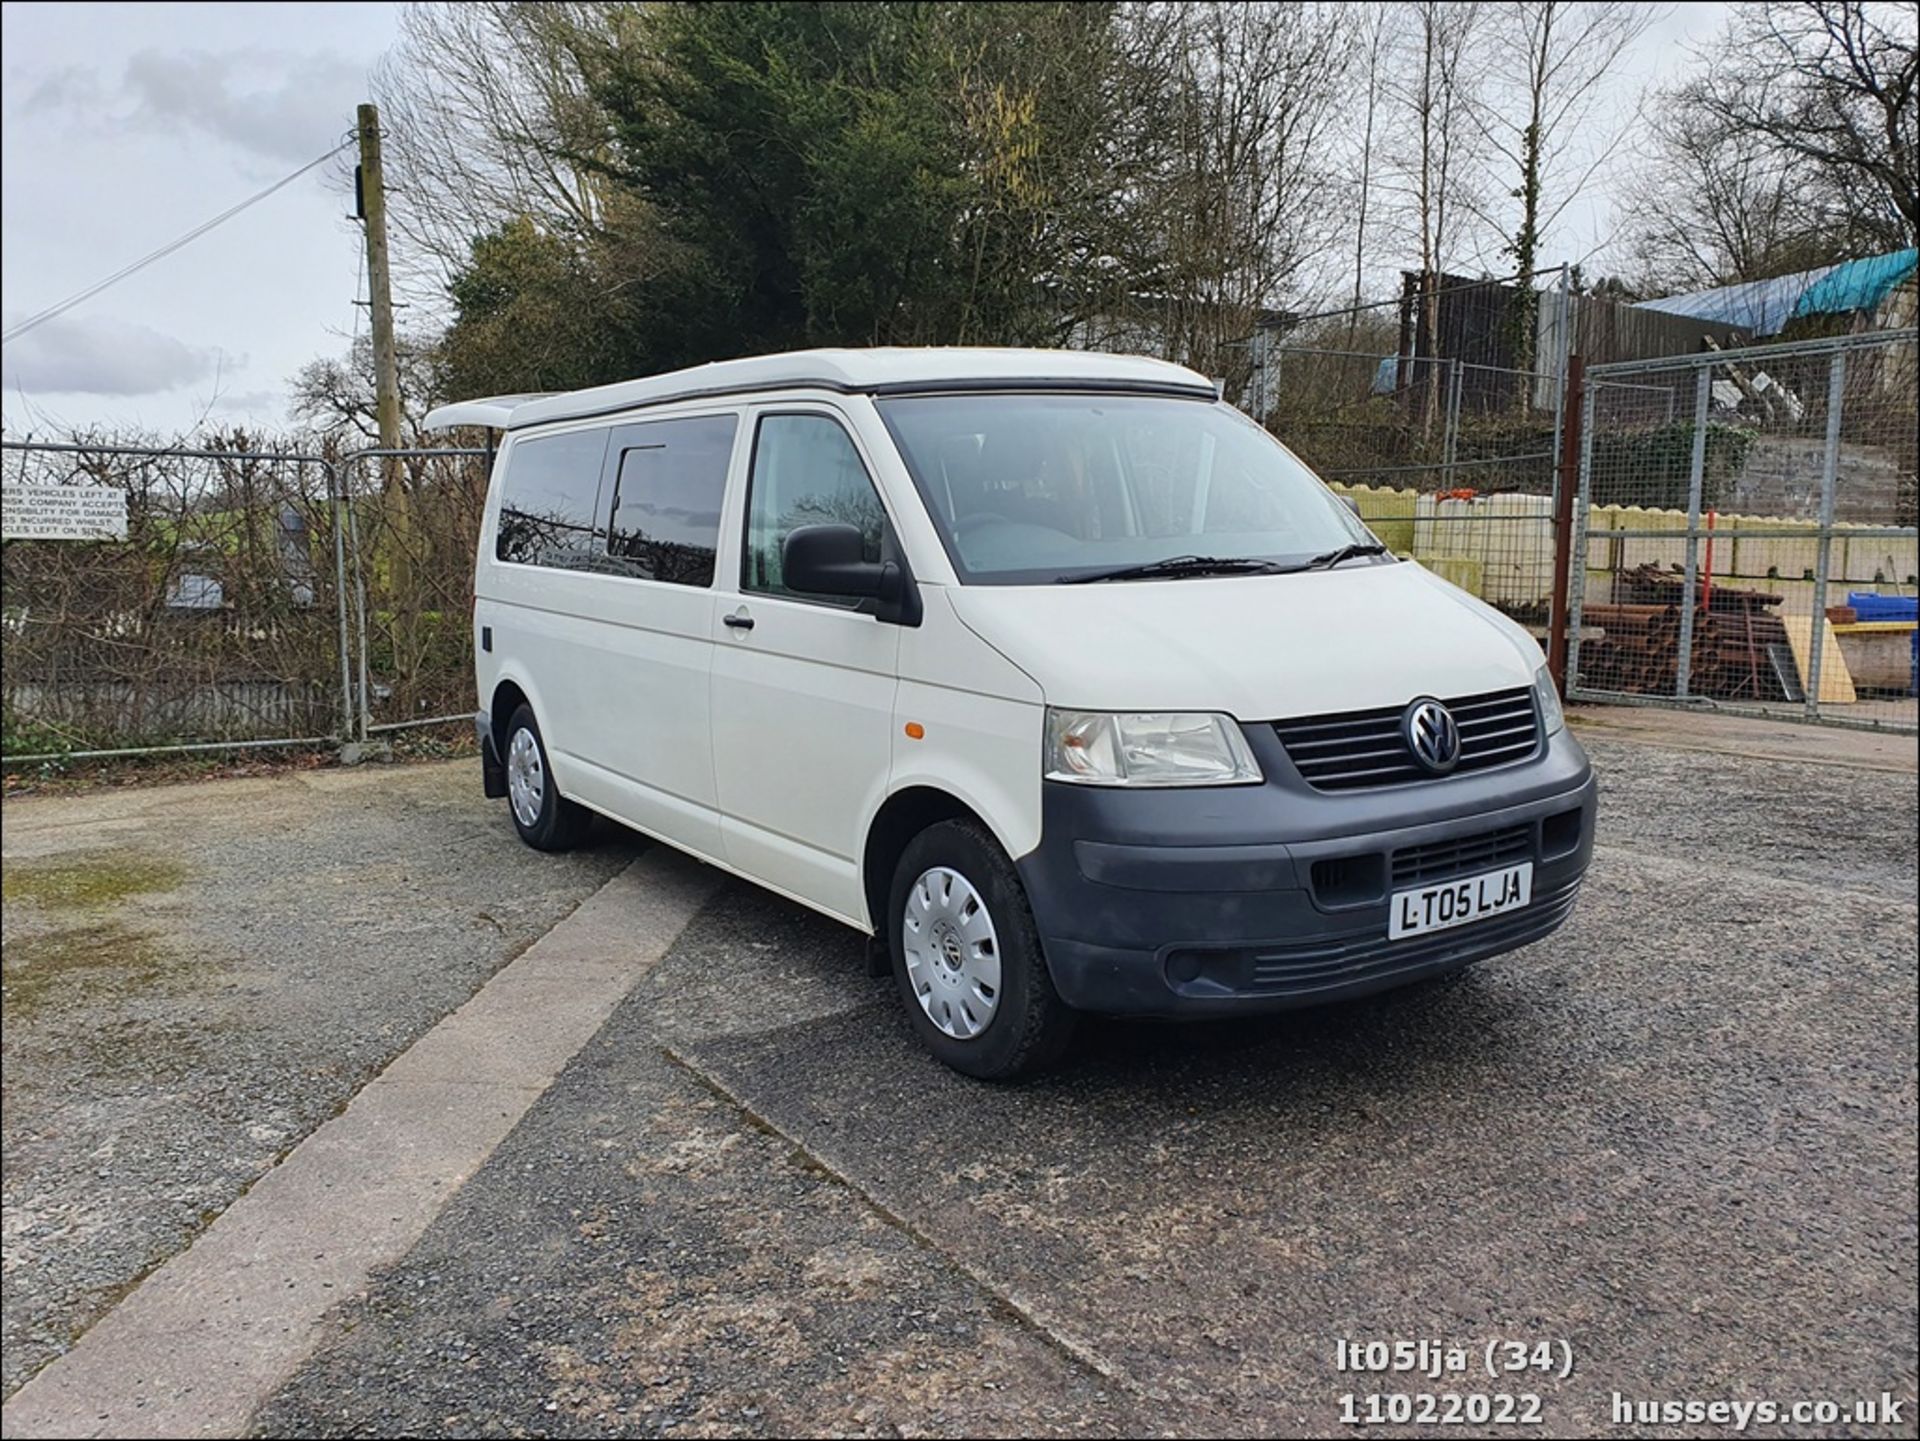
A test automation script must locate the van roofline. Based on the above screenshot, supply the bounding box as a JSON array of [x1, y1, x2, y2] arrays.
[[423, 347, 1218, 432]]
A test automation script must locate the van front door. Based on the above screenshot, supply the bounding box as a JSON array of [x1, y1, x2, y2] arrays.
[[710, 410, 901, 923]]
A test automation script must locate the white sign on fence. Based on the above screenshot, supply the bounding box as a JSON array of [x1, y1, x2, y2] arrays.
[[1, 484, 129, 541]]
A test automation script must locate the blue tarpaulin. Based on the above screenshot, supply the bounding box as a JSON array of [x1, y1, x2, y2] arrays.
[[1793, 249, 1919, 320], [1637, 248, 1917, 337], [1847, 592, 1919, 697]]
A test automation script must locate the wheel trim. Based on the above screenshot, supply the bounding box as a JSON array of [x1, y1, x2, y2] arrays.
[[506, 726, 544, 828], [902, 865, 1002, 1040]]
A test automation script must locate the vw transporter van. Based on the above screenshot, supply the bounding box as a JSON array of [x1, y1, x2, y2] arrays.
[[426, 349, 1595, 1079]]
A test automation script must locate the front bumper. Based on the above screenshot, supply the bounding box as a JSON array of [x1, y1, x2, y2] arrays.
[[1016, 724, 1596, 1017]]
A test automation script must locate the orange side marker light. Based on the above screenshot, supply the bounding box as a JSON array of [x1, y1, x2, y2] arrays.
[[904, 722, 925, 740]]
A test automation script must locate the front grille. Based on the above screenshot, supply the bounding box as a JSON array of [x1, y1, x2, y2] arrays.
[[1391, 823, 1534, 886], [1272, 686, 1540, 791], [1246, 877, 1582, 996]]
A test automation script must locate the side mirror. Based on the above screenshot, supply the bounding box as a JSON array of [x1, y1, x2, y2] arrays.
[[780, 522, 922, 626], [782, 523, 888, 599], [1340, 494, 1363, 519]]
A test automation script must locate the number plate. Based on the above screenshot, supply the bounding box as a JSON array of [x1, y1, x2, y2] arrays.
[[1388, 862, 1533, 940]]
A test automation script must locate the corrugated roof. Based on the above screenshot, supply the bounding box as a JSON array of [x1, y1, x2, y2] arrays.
[[1636, 249, 1918, 337], [1635, 263, 1839, 336]]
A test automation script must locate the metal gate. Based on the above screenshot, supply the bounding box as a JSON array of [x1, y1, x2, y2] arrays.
[[336, 445, 491, 743], [1568, 329, 1918, 733]]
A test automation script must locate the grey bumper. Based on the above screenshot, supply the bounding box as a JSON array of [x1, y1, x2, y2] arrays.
[[1016, 724, 1596, 1017]]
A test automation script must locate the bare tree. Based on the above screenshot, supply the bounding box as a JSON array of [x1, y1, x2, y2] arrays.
[[1621, 83, 1850, 291], [1348, 3, 1394, 332], [289, 333, 444, 445], [1470, 1, 1654, 370], [1376, 0, 1489, 427], [363, 2, 625, 305], [1119, 2, 1354, 388], [1694, 0, 1917, 248]]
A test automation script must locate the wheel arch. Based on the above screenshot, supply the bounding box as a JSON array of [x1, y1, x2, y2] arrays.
[[489, 677, 532, 754], [861, 785, 999, 936]]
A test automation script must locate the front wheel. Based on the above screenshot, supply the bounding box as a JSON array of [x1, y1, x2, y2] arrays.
[[503, 704, 594, 852], [888, 819, 1077, 1081]]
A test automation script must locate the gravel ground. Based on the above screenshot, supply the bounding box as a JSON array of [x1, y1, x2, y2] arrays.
[[0, 761, 636, 1398], [258, 735, 1917, 1438]]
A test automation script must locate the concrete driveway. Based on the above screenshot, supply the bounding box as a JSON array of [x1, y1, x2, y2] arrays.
[[4, 719, 1916, 1438], [1, 763, 636, 1397]]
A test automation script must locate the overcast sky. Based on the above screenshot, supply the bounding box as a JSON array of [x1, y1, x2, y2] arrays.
[[1, 1, 1730, 440]]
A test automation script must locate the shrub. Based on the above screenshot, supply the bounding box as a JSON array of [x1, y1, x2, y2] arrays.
[[1588, 420, 1757, 511]]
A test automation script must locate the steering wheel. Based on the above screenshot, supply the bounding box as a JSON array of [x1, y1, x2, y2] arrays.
[[954, 510, 1014, 533]]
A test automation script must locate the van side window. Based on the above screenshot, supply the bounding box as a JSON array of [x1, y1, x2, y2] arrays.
[[604, 416, 736, 587], [494, 429, 612, 569], [744, 414, 885, 600]]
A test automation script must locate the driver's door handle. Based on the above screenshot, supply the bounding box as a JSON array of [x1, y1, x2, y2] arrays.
[[723, 610, 755, 631]]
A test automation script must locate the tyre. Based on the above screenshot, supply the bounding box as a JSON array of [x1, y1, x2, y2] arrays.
[[888, 818, 1078, 1080], [501, 703, 594, 852]]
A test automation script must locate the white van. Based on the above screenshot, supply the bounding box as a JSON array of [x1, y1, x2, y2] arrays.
[[426, 349, 1594, 1079]]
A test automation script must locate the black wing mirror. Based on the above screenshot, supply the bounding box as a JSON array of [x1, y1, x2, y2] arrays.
[[782, 523, 885, 597], [780, 523, 923, 626]]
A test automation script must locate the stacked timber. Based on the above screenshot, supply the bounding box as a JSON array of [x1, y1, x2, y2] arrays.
[[1581, 564, 1794, 701]]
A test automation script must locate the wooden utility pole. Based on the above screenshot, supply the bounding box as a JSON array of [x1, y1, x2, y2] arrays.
[[356, 103, 402, 469], [356, 101, 413, 721]]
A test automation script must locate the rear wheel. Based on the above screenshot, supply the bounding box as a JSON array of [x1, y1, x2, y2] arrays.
[[503, 704, 593, 852], [888, 819, 1077, 1080]]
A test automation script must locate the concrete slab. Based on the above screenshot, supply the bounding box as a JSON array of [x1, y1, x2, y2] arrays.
[[252, 969, 1148, 1441], [2, 761, 643, 1399], [0, 848, 721, 1441]]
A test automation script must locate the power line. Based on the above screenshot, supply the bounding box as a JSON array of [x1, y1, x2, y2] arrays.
[[2, 140, 352, 345]]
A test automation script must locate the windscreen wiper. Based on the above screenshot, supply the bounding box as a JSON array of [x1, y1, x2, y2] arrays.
[[1300, 542, 1391, 571], [1060, 554, 1292, 585]]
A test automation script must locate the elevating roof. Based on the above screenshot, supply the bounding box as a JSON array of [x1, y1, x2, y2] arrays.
[[423, 347, 1217, 432]]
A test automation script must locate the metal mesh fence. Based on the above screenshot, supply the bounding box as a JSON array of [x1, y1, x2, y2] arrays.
[[1, 442, 349, 758], [0, 441, 496, 762], [1259, 271, 1574, 633], [1569, 330, 1919, 731], [340, 447, 491, 738]]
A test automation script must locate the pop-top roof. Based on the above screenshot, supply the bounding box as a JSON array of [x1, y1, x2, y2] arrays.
[[418, 393, 553, 430], [422, 347, 1216, 432]]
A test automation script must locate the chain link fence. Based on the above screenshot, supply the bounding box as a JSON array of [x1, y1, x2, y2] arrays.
[[2, 441, 352, 761], [7, 325, 1914, 762], [339, 447, 491, 739], [1569, 329, 1918, 731], [1255, 270, 1577, 635], [1, 440, 493, 764]]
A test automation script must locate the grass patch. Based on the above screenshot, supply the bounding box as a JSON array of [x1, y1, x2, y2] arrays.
[[1, 853, 188, 910], [0, 922, 181, 1019]]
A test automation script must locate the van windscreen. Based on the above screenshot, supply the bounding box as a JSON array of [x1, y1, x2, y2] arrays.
[[875, 393, 1377, 585]]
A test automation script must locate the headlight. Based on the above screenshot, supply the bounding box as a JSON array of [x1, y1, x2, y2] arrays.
[[1045, 709, 1263, 787], [1534, 664, 1565, 735]]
